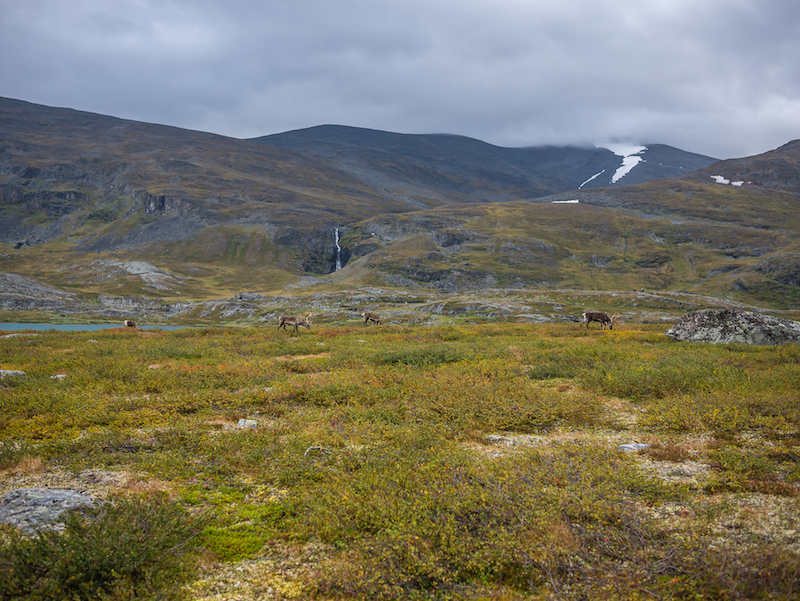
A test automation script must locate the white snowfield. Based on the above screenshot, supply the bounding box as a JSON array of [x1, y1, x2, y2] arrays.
[[711, 175, 744, 186], [603, 143, 647, 184], [578, 169, 605, 189], [579, 143, 647, 188]]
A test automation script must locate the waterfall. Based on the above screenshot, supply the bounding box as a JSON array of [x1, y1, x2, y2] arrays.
[[334, 227, 342, 271]]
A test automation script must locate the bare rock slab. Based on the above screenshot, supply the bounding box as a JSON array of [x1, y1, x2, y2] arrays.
[[0, 369, 26, 378], [665, 309, 800, 345], [0, 488, 96, 534]]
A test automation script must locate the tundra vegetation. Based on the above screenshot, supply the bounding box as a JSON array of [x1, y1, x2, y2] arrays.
[[0, 321, 799, 600]]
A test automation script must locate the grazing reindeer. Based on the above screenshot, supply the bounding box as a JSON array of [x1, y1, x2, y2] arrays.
[[123, 320, 137, 328], [579, 311, 621, 330], [361, 311, 382, 326], [277, 313, 312, 333]]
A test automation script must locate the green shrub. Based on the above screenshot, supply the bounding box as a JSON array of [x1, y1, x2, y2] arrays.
[[372, 344, 473, 367], [405, 360, 605, 435], [302, 441, 676, 600], [0, 493, 202, 601], [0, 441, 38, 470], [526, 345, 604, 380]]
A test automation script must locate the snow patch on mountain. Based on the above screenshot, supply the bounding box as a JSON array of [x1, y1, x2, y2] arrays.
[[599, 143, 647, 183], [711, 175, 744, 186], [579, 170, 605, 189]]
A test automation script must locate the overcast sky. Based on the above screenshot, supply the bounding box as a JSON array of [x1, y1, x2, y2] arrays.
[[2, 0, 799, 159]]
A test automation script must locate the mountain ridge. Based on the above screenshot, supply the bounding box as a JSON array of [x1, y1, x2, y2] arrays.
[[254, 124, 719, 198], [1, 96, 799, 312]]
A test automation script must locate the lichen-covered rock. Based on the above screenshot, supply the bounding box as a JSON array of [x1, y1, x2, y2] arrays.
[[665, 308, 800, 345], [0, 488, 96, 534], [0, 369, 26, 378]]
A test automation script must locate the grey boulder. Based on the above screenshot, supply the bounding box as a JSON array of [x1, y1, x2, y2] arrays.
[[665, 308, 800, 345], [0, 488, 96, 534]]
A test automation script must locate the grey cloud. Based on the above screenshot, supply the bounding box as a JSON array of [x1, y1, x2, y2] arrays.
[[1, 0, 799, 158]]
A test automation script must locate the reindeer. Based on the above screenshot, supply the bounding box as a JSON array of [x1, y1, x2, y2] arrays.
[[123, 320, 137, 328], [277, 313, 312, 333], [361, 311, 382, 326], [579, 311, 621, 330]]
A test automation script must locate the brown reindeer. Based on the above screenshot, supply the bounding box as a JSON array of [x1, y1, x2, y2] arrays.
[[123, 320, 137, 328], [361, 311, 382, 326], [579, 311, 621, 330], [278, 313, 312, 333]]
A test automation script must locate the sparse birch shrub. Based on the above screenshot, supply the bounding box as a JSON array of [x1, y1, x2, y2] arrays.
[[158, 390, 211, 416], [269, 368, 398, 409], [435, 325, 467, 341], [145, 343, 205, 361], [526, 345, 605, 380], [43, 429, 156, 471], [372, 344, 473, 367], [643, 441, 691, 462], [403, 360, 605, 435], [0, 493, 201, 601], [705, 445, 799, 496], [0, 441, 39, 470], [279, 358, 322, 374], [299, 440, 677, 600], [639, 393, 766, 433], [579, 349, 725, 400]]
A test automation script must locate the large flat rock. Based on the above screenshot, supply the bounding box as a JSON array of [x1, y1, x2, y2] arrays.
[[0, 488, 96, 534]]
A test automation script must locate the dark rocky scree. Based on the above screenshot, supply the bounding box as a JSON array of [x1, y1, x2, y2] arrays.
[[665, 308, 800, 345]]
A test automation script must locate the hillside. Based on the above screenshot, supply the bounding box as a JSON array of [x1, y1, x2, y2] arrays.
[[324, 142, 800, 308], [682, 139, 800, 194], [1, 96, 799, 313], [332, 176, 800, 308], [0, 97, 406, 276]]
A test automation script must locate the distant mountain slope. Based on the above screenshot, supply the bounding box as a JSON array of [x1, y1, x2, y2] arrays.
[[253, 125, 719, 199], [335, 177, 800, 307], [0, 97, 720, 275], [596, 144, 722, 186], [2, 96, 798, 310], [0, 96, 404, 272], [682, 139, 800, 194]]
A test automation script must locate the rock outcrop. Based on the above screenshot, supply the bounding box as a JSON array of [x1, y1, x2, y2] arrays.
[[0, 488, 96, 534], [0, 369, 26, 378], [665, 308, 800, 345]]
